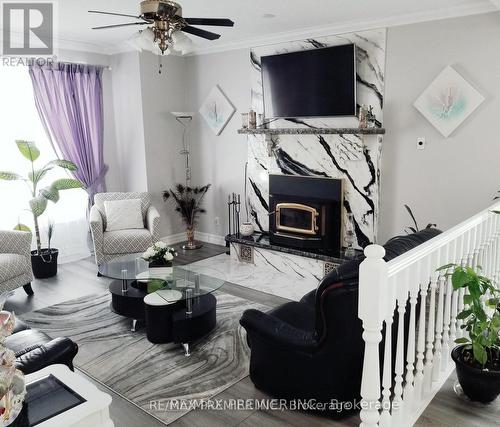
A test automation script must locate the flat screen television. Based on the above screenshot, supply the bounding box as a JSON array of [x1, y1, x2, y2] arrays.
[[261, 44, 357, 119]]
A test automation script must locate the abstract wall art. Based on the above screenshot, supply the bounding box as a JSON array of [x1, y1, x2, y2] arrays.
[[414, 66, 485, 138], [199, 85, 235, 136]]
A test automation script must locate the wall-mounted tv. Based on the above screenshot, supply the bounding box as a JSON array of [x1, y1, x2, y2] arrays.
[[261, 44, 357, 119]]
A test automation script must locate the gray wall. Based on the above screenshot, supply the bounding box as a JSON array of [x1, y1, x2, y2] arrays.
[[380, 12, 500, 241], [110, 52, 148, 193], [139, 52, 188, 237], [183, 12, 500, 243], [185, 49, 250, 238], [97, 12, 500, 242]]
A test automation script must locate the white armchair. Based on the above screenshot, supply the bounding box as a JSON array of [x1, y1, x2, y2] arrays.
[[0, 230, 34, 296], [90, 192, 161, 268]]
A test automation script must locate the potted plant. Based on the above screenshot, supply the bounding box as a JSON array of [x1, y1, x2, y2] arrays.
[[141, 242, 177, 294], [163, 183, 210, 250], [142, 242, 177, 268], [438, 263, 500, 403], [0, 140, 83, 279]]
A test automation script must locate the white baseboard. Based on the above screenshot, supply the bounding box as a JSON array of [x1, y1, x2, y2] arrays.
[[160, 232, 186, 245], [195, 231, 226, 246], [160, 231, 226, 247]]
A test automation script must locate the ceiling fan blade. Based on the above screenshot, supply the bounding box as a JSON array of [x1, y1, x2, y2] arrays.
[[184, 18, 234, 27], [181, 26, 221, 40], [88, 10, 141, 19], [92, 22, 150, 30]]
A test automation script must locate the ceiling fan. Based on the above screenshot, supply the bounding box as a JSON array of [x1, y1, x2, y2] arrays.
[[89, 0, 234, 55]]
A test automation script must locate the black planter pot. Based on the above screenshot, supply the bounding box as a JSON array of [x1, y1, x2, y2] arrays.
[[451, 345, 500, 403], [31, 248, 59, 279]]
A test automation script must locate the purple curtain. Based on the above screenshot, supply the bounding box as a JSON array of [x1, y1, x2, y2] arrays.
[[28, 63, 107, 207]]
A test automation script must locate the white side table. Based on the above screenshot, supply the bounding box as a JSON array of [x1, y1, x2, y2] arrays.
[[24, 364, 114, 427]]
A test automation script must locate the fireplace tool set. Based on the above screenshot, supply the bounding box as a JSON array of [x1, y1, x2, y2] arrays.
[[227, 193, 241, 237]]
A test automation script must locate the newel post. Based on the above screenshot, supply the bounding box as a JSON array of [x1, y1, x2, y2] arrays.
[[359, 244, 388, 427]]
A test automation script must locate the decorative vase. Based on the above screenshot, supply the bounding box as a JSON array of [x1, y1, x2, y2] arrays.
[[183, 227, 202, 250], [239, 222, 254, 237]]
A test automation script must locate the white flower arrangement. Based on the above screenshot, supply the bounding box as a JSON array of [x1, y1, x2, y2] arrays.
[[142, 242, 177, 266], [0, 310, 26, 424]]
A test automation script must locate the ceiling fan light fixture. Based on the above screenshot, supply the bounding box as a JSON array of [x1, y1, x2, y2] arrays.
[[90, 1, 234, 60]]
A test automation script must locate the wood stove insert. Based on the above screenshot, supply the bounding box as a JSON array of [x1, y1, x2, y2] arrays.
[[269, 175, 343, 254]]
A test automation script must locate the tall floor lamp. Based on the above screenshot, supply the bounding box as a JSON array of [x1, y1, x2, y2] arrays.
[[171, 112, 195, 185], [170, 112, 202, 249]]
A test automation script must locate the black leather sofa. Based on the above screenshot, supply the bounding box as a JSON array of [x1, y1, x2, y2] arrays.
[[6, 318, 79, 375], [240, 228, 441, 416]]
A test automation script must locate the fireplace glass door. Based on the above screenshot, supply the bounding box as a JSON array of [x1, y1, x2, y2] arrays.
[[275, 203, 319, 236]]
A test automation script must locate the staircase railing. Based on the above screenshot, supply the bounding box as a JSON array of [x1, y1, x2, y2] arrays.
[[358, 201, 500, 427]]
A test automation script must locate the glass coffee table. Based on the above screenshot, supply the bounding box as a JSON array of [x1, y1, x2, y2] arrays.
[[98, 254, 225, 355]]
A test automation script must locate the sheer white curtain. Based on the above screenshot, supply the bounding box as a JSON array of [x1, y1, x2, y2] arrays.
[[0, 65, 90, 263]]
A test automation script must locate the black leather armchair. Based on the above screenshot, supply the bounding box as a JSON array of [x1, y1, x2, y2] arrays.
[[240, 229, 441, 416], [6, 318, 78, 375]]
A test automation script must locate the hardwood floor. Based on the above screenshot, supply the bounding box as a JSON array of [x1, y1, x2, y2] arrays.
[[5, 242, 499, 426]]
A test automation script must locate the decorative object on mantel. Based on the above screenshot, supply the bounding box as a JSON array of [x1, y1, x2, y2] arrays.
[[163, 184, 210, 250], [0, 309, 26, 425], [414, 65, 485, 138], [237, 127, 385, 135], [248, 109, 257, 129], [199, 86, 235, 136], [0, 140, 83, 279], [365, 105, 378, 128], [171, 112, 194, 185], [241, 113, 249, 129], [239, 162, 254, 237], [358, 104, 368, 129]]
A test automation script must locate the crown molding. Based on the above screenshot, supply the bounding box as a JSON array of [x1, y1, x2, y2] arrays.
[[4, 1, 496, 57], [187, 1, 498, 56]]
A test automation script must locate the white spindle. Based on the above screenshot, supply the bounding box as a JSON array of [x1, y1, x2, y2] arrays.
[[441, 243, 452, 371], [432, 268, 445, 382], [448, 240, 458, 346], [391, 271, 409, 424], [424, 251, 439, 392], [493, 215, 500, 284], [380, 276, 396, 427], [456, 234, 467, 339], [404, 267, 418, 408], [413, 256, 430, 404], [359, 245, 387, 427]]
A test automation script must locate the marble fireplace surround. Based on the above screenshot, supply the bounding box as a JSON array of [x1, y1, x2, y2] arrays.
[[246, 29, 387, 249]]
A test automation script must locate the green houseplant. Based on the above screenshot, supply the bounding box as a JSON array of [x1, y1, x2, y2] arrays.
[[438, 263, 500, 403], [0, 140, 83, 278]]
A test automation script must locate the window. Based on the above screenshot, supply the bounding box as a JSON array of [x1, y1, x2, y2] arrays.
[[0, 65, 89, 262]]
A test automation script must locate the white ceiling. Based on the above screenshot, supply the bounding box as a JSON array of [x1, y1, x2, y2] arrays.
[[4, 0, 499, 54]]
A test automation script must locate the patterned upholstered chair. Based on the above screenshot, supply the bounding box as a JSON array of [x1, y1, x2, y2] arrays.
[[0, 230, 34, 296], [90, 192, 161, 268]]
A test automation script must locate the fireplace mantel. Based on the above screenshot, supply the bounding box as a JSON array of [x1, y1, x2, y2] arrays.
[[237, 127, 385, 135]]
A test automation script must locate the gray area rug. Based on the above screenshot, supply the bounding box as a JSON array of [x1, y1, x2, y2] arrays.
[[21, 291, 267, 425]]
